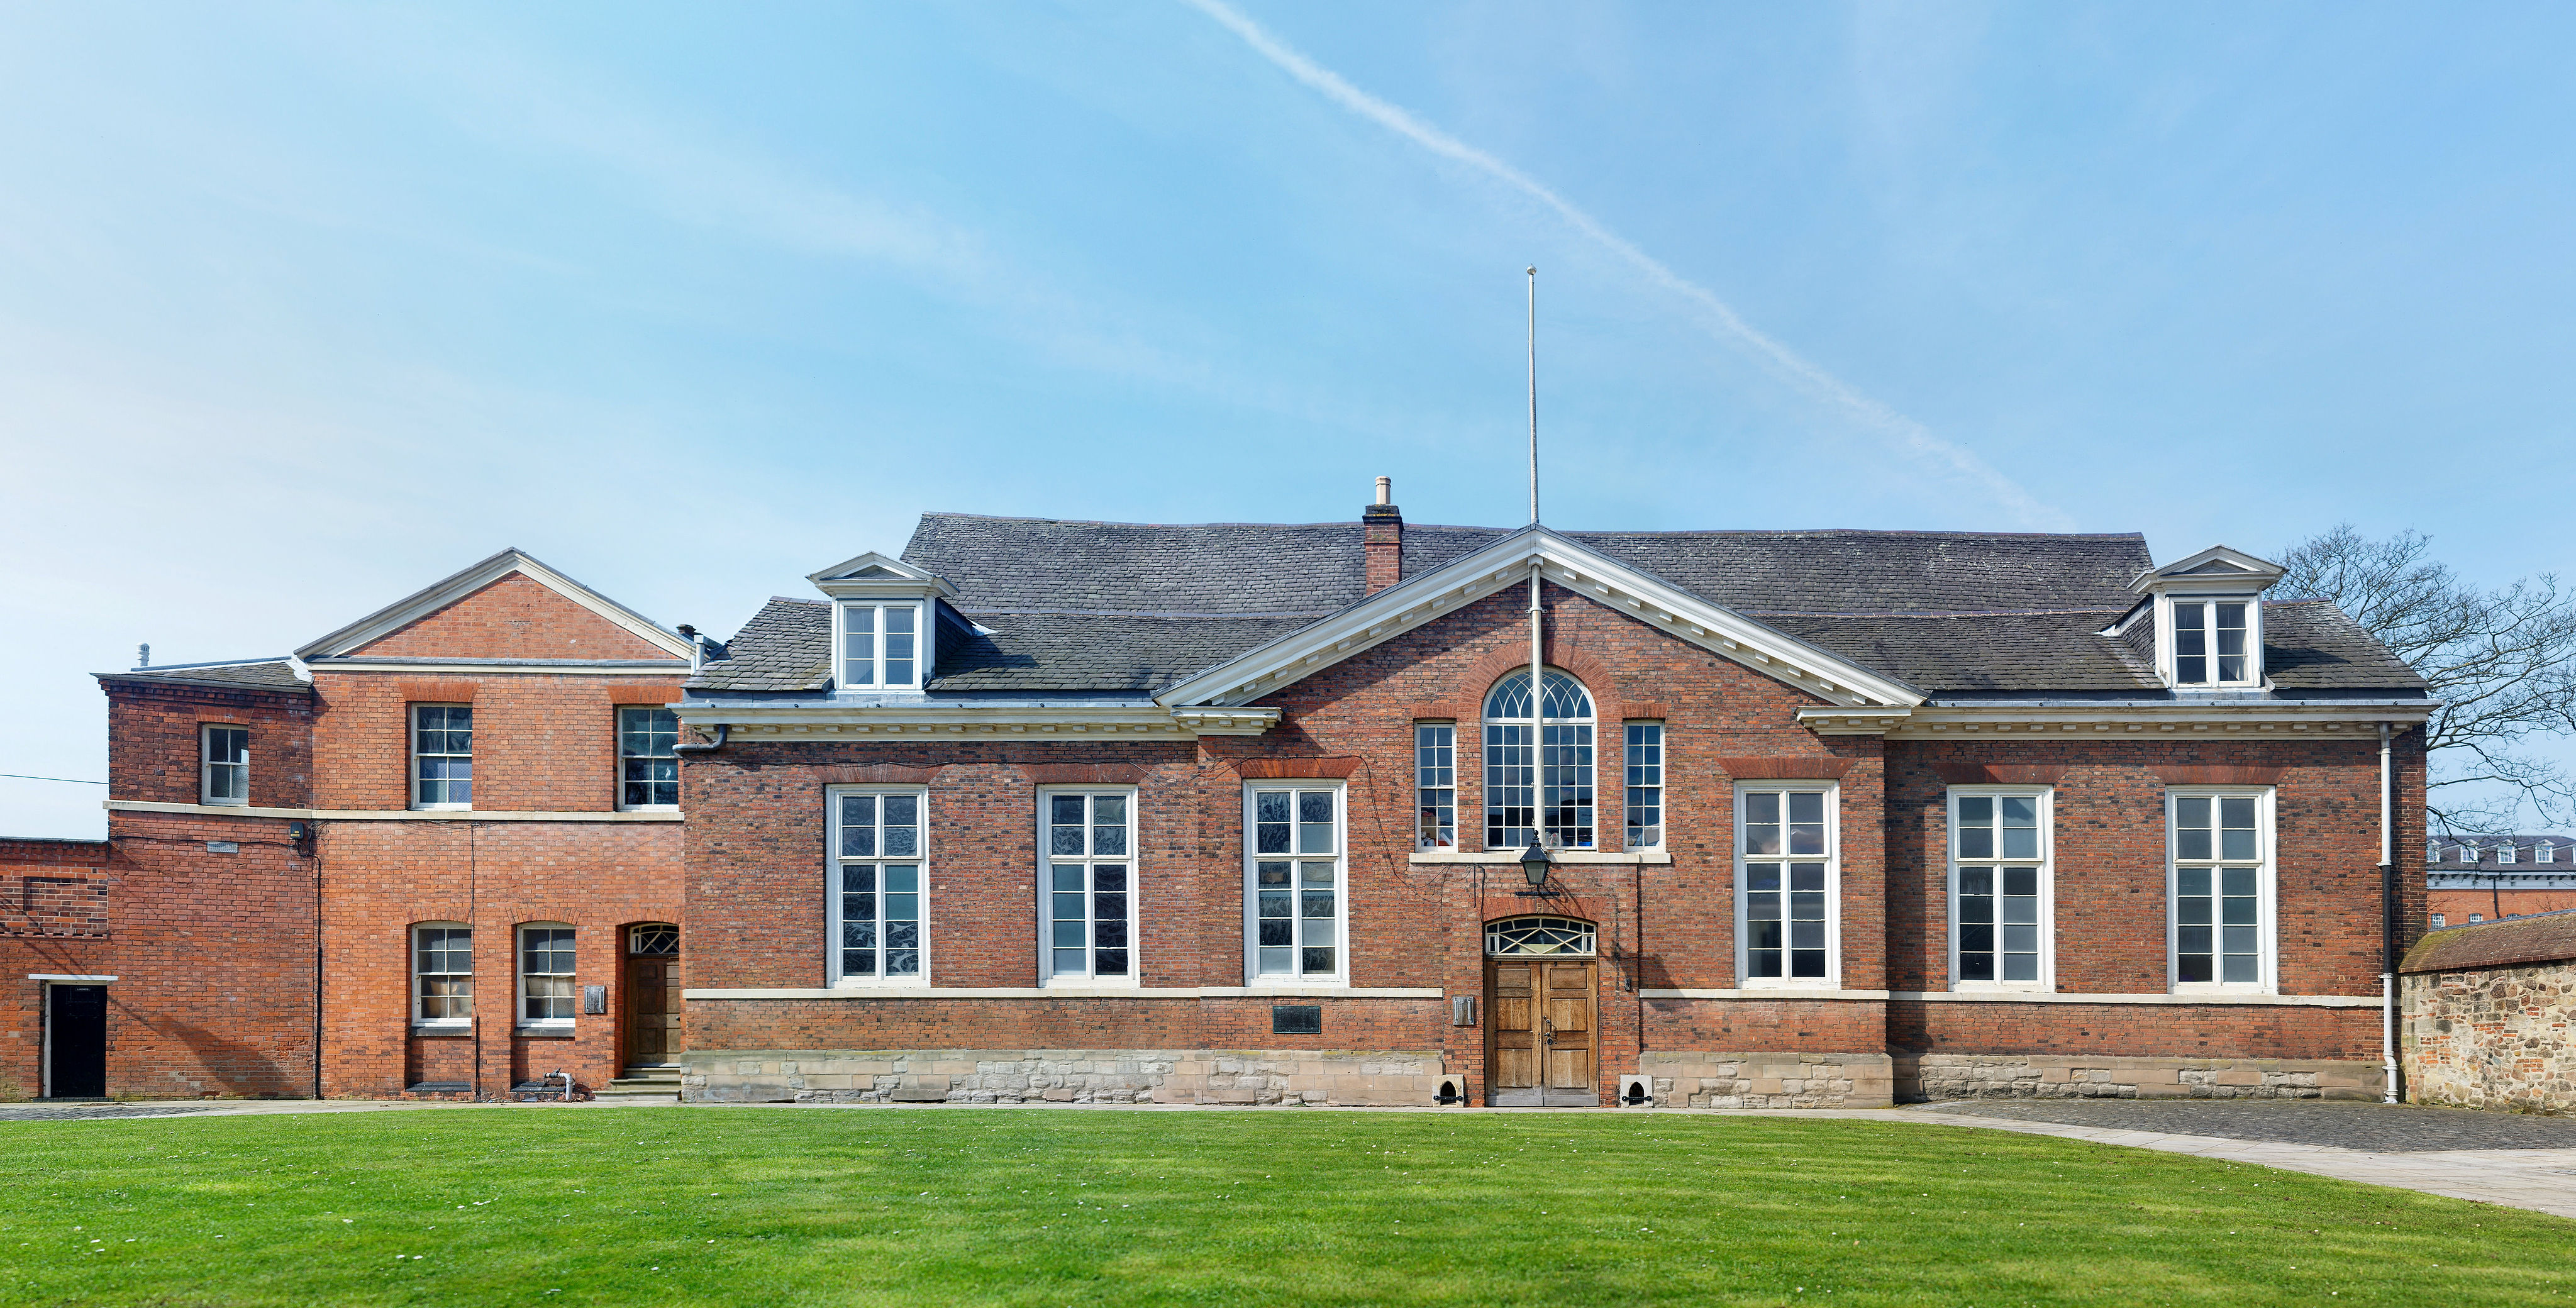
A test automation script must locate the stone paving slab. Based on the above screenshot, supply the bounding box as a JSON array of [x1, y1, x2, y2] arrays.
[[1909, 1097, 2576, 1152], [0, 1103, 231, 1122]]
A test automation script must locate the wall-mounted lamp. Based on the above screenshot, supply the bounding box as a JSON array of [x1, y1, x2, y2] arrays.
[[1519, 839, 1552, 890]]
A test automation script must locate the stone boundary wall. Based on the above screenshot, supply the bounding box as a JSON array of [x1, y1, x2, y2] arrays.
[[683, 1048, 1454, 1106], [2402, 963, 2574, 1114], [1638, 1053, 1894, 1109], [1894, 1053, 2382, 1101]]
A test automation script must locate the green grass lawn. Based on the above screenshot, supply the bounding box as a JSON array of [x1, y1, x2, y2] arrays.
[[0, 1106, 2567, 1306]]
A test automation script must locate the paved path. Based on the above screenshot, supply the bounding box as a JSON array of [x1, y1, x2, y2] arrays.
[[8, 1095, 2572, 1221]]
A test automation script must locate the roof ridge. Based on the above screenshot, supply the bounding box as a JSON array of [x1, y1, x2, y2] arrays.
[[1752, 607, 2130, 619], [963, 607, 1333, 619], [919, 511, 2148, 541]]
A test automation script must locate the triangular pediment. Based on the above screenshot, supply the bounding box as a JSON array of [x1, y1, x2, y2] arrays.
[[806, 551, 959, 600], [1155, 527, 1925, 710], [2132, 545, 2284, 594], [296, 549, 693, 661]]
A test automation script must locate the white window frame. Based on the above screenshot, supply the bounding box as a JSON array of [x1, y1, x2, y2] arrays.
[[1037, 787, 1140, 988], [1414, 722, 1456, 850], [2160, 595, 2265, 690], [1623, 721, 1665, 851], [1241, 782, 1347, 987], [2165, 787, 2277, 994], [200, 723, 249, 806], [2541, 842, 2559, 865], [411, 922, 474, 1029], [516, 923, 576, 1031], [2430, 912, 2446, 928], [616, 706, 680, 811], [2498, 843, 2517, 865], [1482, 668, 1596, 850], [1946, 787, 2055, 992], [834, 601, 926, 692], [827, 786, 930, 988], [1733, 782, 1841, 989], [410, 704, 474, 811]]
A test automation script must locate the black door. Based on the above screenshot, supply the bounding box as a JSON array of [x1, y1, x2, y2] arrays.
[[47, 985, 106, 1099]]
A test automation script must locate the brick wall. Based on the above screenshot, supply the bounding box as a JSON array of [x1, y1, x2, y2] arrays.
[[316, 813, 684, 1099], [309, 672, 685, 812], [347, 572, 675, 662], [102, 680, 314, 809]]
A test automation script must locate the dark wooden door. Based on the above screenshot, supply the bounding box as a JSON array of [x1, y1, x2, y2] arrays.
[[47, 985, 106, 1098], [622, 953, 682, 1069], [1485, 960, 1597, 1106]]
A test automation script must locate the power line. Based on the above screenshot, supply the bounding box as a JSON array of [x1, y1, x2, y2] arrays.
[[0, 773, 108, 785]]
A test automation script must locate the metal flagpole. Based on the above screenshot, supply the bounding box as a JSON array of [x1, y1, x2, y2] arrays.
[[1527, 266, 1544, 850]]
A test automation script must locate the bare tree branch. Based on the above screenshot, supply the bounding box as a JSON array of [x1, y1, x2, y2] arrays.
[[2277, 524, 2576, 833]]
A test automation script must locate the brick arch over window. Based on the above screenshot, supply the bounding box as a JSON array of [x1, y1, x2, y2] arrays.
[[1418, 639, 1624, 723]]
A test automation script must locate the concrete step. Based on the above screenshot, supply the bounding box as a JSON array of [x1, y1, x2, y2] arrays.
[[597, 1070, 683, 1100]]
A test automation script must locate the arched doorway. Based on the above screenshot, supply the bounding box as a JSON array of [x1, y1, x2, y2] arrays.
[[1484, 915, 1599, 1107], [621, 924, 681, 1073]]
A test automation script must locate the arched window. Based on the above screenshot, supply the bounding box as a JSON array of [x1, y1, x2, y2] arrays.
[[1485, 916, 1597, 956], [1484, 668, 1594, 849]]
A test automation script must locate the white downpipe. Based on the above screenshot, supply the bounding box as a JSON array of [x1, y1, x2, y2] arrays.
[[1529, 560, 1544, 846], [2380, 720, 2399, 1104]]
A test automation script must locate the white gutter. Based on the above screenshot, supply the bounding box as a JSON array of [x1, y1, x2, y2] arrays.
[[2380, 719, 2399, 1104]]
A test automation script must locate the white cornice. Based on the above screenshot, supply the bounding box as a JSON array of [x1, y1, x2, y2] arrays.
[[682, 985, 1443, 1000], [673, 701, 1280, 739], [1802, 699, 2436, 739], [1154, 527, 1925, 711], [303, 660, 686, 676], [296, 549, 694, 660], [805, 551, 960, 601]]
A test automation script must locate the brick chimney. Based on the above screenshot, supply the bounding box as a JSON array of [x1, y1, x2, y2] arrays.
[[1363, 475, 1403, 593]]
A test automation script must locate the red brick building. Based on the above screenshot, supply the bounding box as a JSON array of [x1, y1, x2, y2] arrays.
[[12, 550, 694, 1100], [670, 497, 2431, 1107], [2428, 835, 2576, 925], [14, 497, 2432, 1107]]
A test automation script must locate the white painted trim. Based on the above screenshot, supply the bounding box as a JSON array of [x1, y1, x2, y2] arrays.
[[1733, 781, 1842, 988], [1946, 786, 2055, 992], [1154, 526, 1924, 711], [826, 785, 932, 987], [1638, 989, 2384, 1007], [1408, 850, 1671, 865], [804, 551, 958, 596], [675, 704, 1278, 738], [29, 974, 116, 982], [2167, 785, 2279, 995], [681, 986, 1446, 1000], [296, 548, 693, 660], [199, 722, 249, 806], [1831, 701, 2434, 740], [302, 662, 685, 675], [830, 600, 929, 694], [2131, 544, 2285, 594], [1243, 780, 1349, 987], [1035, 785, 1141, 987], [106, 800, 684, 822]]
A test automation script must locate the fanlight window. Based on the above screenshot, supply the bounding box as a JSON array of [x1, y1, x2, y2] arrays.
[[1484, 669, 1596, 849], [1485, 916, 1597, 956], [628, 924, 679, 956]]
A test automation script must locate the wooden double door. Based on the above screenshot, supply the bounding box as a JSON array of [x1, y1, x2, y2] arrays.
[[1486, 960, 1599, 1106]]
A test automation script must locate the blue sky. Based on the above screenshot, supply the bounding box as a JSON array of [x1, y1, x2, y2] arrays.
[[4, 2, 2571, 836]]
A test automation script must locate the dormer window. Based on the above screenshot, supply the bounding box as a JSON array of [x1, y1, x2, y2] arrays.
[[840, 602, 921, 690], [806, 550, 955, 695], [2498, 843, 2516, 865], [2171, 600, 2252, 686], [2131, 545, 2283, 693]]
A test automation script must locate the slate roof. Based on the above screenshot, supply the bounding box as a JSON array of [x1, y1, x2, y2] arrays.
[[96, 661, 311, 694], [685, 513, 2426, 698]]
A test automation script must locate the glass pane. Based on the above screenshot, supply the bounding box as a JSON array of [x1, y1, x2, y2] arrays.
[[1745, 863, 1781, 892], [884, 865, 918, 893], [886, 606, 914, 634], [1297, 792, 1334, 853], [2221, 867, 2255, 898], [1093, 865, 1126, 893], [1095, 949, 1128, 976], [2001, 924, 2038, 953], [883, 794, 917, 826], [1255, 792, 1290, 853], [1054, 948, 1086, 975], [2221, 953, 2257, 984], [1052, 794, 1085, 829], [1959, 826, 1993, 860], [1052, 865, 1084, 891], [1301, 946, 1335, 975], [1258, 946, 1292, 974], [1052, 919, 1085, 947], [1960, 867, 1994, 898], [1958, 795, 1992, 826], [1960, 923, 1994, 951], [2001, 954, 2038, 982], [2001, 825, 2038, 860], [1094, 818, 1126, 857], [1050, 821, 1085, 856], [2002, 867, 2038, 897], [886, 950, 919, 976]]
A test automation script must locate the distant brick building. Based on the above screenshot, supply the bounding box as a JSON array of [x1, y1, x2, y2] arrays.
[[2427, 835, 2576, 926], [13, 492, 2436, 1107]]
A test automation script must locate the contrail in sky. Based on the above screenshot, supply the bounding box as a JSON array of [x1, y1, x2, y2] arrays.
[[1182, 0, 2066, 529]]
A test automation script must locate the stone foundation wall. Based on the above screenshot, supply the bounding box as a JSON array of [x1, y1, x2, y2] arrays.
[[683, 1048, 1455, 1107], [1895, 1052, 2382, 1101], [2403, 962, 2575, 1115], [1636, 1053, 1894, 1109]]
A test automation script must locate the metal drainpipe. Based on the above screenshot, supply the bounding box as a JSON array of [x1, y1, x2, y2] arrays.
[[674, 723, 728, 755], [2380, 721, 2397, 1104]]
